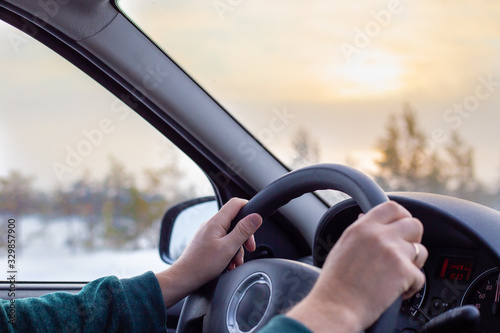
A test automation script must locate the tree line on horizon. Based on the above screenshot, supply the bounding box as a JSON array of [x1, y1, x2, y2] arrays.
[[290, 103, 498, 209], [1, 103, 498, 251], [0, 156, 191, 251]]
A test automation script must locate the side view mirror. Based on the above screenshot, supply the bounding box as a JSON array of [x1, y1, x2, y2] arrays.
[[159, 196, 218, 264]]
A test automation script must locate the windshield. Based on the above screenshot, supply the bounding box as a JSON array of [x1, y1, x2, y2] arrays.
[[119, 1, 500, 208]]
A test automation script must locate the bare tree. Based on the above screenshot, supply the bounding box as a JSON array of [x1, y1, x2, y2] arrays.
[[445, 131, 479, 200], [375, 103, 480, 200], [375, 104, 431, 191], [0, 170, 36, 216], [290, 128, 320, 169]]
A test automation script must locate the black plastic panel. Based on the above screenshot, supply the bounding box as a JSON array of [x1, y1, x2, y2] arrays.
[[1, 0, 117, 41]]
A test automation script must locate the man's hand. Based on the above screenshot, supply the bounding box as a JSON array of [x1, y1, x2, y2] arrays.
[[156, 198, 262, 308], [287, 201, 428, 333]]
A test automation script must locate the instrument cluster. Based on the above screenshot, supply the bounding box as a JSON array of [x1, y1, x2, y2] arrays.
[[313, 193, 500, 333]]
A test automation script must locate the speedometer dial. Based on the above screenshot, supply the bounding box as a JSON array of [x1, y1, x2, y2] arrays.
[[461, 267, 500, 333], [399, 268, 427, 329], [401, 278, 426, 317]]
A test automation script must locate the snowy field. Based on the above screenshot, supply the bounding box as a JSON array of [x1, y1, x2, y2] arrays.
[[3, 216, 170, 282]]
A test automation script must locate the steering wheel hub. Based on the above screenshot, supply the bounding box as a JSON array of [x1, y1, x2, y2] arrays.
[[227, 272, 272, 333]]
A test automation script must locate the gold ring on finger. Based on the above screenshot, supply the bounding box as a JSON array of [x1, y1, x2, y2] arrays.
[[412, 242, 420, 263]]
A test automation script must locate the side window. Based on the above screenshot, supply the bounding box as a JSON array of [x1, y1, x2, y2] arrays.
[[0, 21, 213, 281]]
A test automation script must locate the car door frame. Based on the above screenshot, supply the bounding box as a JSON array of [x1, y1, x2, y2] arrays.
[[0, 0, 322, 302]]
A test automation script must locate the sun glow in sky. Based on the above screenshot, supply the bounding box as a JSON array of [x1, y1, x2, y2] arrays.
[[117, 0, 500, 181], [119, 0, 500, 101], [326, 50, 405, 97]]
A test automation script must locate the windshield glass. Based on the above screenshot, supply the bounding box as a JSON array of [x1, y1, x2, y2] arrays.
[[119, 1, 500, 208]]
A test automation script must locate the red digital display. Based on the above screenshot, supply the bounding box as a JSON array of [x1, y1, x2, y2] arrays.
[[438, 257, 475, 282]]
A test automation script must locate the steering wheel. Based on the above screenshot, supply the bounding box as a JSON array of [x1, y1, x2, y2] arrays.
[[177, 164, 401, 333]]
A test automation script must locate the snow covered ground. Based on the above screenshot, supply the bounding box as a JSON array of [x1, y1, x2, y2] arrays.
[[4, 216, 169, 282], [19, 247, 169, 281]]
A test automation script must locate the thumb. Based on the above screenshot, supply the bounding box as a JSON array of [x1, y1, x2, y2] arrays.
[[226, 213, 262, 252]]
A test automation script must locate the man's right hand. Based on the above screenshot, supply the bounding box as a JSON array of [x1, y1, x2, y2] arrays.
[[287, 201, 428, 333]]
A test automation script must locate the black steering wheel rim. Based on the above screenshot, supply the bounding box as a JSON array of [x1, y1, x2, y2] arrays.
[[229, 163, 389, 230], [178, 164, 400, 333]]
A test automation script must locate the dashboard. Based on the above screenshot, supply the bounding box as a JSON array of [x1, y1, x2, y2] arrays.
[[313, 192, 500, 333]]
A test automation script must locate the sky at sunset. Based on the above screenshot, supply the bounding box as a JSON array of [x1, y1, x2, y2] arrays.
[[121, 0, 500, 181], [2, 0, 500, 189]]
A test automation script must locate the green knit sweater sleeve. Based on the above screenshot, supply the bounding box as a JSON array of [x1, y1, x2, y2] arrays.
[[258, 314, 312, 333], [0, 271, 167, 333]]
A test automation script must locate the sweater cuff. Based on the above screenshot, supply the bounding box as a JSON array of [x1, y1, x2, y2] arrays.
[[120, 271, 167, 331], [259, 314, 312, 333]]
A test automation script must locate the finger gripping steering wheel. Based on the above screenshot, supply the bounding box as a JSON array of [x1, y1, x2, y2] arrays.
[[178, 164, 401, 333]]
